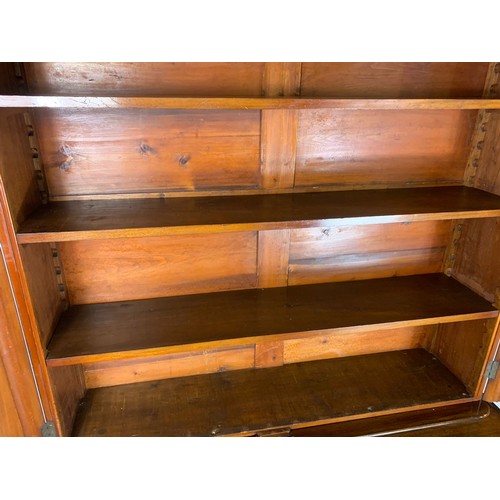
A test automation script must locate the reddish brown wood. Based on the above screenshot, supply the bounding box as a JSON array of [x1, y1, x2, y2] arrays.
[[84, 346, 255, 389], [24, 62, 267, 96], [257, 229, 290, 288], [288, 221, 453, 286], [283, 325, 432, 363], [59, 232, 258, 304], [255, 342, 284, 368], [290, 400, 491, 436], [295, 109, 475, 188], [300, 63, 489, 98], [2, 96, 500, 109], [71, 349, 471, 436], [16, 187, 500, 244], [425, 318, 497, 394], [18, 243, 65, 347], [0, 63, 19, 94], [45, 274, 498, 367], [0, 347, 24, 436], [263, 63, 302, 97], [35, 109, 261, 197], [0, 109, 41, 230], [48, 365, 85, 436]]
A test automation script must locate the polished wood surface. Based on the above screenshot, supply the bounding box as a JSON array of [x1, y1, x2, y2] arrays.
[[393, 403, 500, 436], [0, 110, 41, 229], [58, 232, 257, 304], [19, 243, 65, 347], [300, 63, 489, 98], [84, 346, 255, 389], [71, 349, 470, 436], [48, 365, 85, 436], [257, 229, 290, 288], [283, 325, 432, 363], [46, 274, 498, 367], [24, 62, 267, 97], [0, 351, 24, 436], [295, 109, 474, 187], [3, 95, 500, 109], [35, 109, 260, 197], [290, 400, 491, 436], [16, 187, 500, 244], [288, 220, 452, 285], [425, 319, 497, 394]]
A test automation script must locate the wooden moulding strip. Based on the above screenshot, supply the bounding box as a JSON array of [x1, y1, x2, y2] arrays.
[[46, 312, 498, 368], [1, 96, 500, 110]]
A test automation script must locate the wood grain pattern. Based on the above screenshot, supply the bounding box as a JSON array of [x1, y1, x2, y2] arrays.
[[71, 349, 470, 436], [295, 109, 475, 187], [289, 221, 452, 285], [283, 325, 432, 363], [260, 110, 297, 188], [257, 229, 290, 288], [3, 96, 500, 110], [263, 63, 301, 97], [300, 63, 489, 98], [0, 109, 41, 229], [84, 346, 255, 389], [59, 232, 258, 304], [392, 403, 500, 436], [0, 183, 50, 435], [35, 109, 261, 197], [18, 243, 64, 347], [0, 355, 24, 436], [24, 62, 266, 96], [291, 400, 491, 436], [48, 365, 85, 436], [255, 342, 284, 368], [45, 274, 498, 367], [16, 187, 500, 244], [425, 319, 496, 394]]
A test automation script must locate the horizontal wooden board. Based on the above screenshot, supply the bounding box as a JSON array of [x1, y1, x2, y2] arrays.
[[288, 221, 452, 285], [290, 401, 491, 436], [3, 96, 500, 109], [23, 62, 266, 96], [16, 187, 500, 244], [295, 109, 475, 187], [46, 274, 498, 367], [35, 109, 261, 196], [71, 349, 471, 436], [300, 63, 489, 98], [84, 346, 255, 389], [58, 232, 258, 304], [283, 325, 431, 363]]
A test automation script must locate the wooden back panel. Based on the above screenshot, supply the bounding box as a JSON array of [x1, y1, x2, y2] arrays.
[[295, 109, 476, 188], [59, 221, 451, 305], [24, 62, 267, 96], [300, 63, 489, 98], [35, 109, 261, 197]]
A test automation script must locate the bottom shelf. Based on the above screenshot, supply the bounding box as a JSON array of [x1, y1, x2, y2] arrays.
[[72, 349, 471, 437]]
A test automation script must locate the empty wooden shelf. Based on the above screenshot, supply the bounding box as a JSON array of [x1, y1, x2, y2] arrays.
[[1, 63, 500, 437], [72, 349, 471, 437], [17, 186, 500, 243], [46, 274, 498, 367]]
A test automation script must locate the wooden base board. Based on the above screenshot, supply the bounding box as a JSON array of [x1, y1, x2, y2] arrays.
[[72, 349, 470, 437]]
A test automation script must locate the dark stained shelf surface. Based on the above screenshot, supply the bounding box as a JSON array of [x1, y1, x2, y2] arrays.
[[46, 274, 498, 366], [71, 349, 471, 436], [17, 186, 500, 243]]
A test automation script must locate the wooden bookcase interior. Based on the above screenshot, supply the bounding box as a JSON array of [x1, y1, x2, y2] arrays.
[[1, 62, 500, 436]]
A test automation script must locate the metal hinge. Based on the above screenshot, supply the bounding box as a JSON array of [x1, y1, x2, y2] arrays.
[[40, 421, 57, 437], [485, 360, 499, 381]]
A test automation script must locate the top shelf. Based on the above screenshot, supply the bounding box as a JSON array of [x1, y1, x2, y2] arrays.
[[2, 95, 500, 110]]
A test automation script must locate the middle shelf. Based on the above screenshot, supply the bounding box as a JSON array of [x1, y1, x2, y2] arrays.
[[46, 273, 498, 367], [17, 186, 500, 243]]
